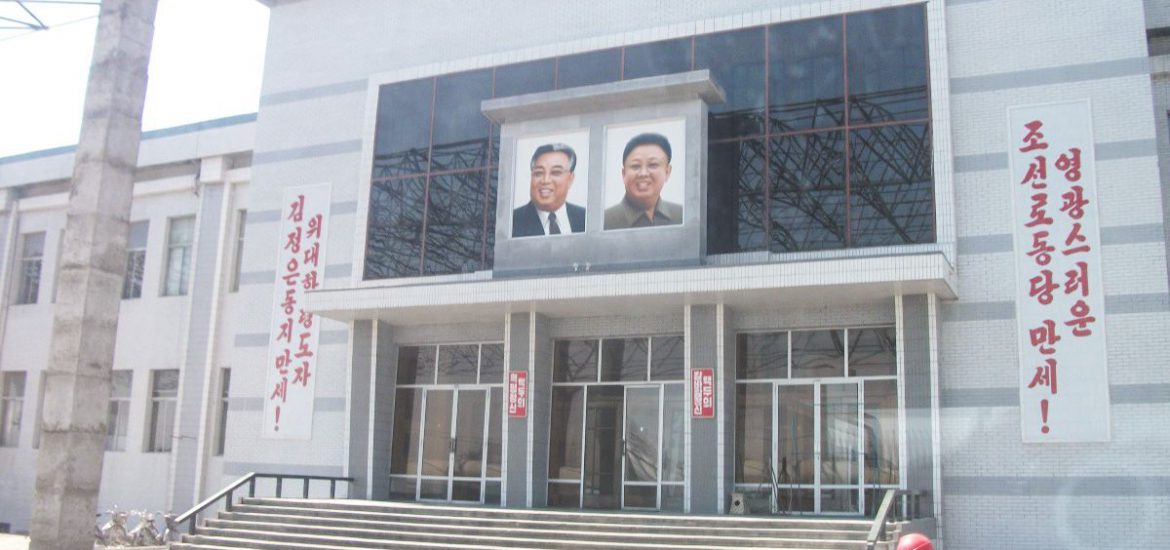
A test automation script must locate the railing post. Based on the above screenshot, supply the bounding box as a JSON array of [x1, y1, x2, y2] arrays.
[[188, 514, 196, 536], [303, 477, 309, 498], [330, 480, 337, 498], [276, 477, 283, 498], [226, 489, 234, 511], [249, 477, 256, 498]]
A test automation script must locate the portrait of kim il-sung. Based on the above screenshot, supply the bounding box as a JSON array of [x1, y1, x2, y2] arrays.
[[603, 118, 686, 231], [512, 130, 590, 238]]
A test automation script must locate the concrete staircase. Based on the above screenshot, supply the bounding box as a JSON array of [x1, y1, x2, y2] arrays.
[[172, 498, 904, 550]]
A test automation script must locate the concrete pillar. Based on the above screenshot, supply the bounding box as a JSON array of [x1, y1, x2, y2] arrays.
[[346, 320, 375, 498], [503, 312, 531, 507], [369, 321, 397, 500], [899, 294, 941, 520], [686, 303, 733, 513], [29, 2, 158, 548]]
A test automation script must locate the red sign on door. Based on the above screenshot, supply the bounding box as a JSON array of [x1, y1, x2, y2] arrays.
[[507, 371, 528, 418], [691, 368, 715, 418]]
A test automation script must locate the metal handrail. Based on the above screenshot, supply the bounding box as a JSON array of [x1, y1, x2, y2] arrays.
[[174, 472, 354, 536], [865, 489, 900, 550]]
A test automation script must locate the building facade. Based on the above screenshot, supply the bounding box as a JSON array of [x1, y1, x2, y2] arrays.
[[2, 1, 1170, 548]]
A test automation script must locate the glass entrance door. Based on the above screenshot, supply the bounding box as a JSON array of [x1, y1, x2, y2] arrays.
[[418, 388, 489, 502], [773, 382, 861, 514], [622, 386, 659, 509]]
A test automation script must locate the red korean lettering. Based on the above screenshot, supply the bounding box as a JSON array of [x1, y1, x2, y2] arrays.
[[285, 226, 302, 254], [1059, 185, 1088, 220], [270, 378, 288, 402], [302, 270, 319, 290], [298, 309, 314, 329], [294, 332, 314, 359], [288, 194, 305, 222], [1062, 222, 1090, 256], [1064, 261, 1089, 297], [282, 272, 300, 287], [274, 348, 291, 374], [277, 318, 293, 344], [303, 242, 320, 267], [1026, 231, 1054, 266], [1065, 300, 1096, 337], [1025, 193, 1053, 228], [282, 288, 296, 315], [1054, 148, 1081, 182], [1028, 320, 1061, 355], [1028, 269, 1058, 306], [1027, 358, 1058, 395], [306, 214, 323, 239], [1019, 120, 1048, 153], [293, 361, 312, 387], [1020, 156, 1047, 188]]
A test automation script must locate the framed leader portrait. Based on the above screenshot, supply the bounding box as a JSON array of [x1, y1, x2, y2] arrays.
[[511, 130, 590, 238], [603, 118, 687, 231]]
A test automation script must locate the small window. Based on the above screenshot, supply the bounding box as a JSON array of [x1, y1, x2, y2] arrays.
[[229, 210, 247, 293], [15, 233, 45, 305], [162, 217, 195, 296], [51, 229, 64, 303], [1, 372, 27, 447], [123, 221, 149, 299], [145, 369, 179, 452], [106, 371, 133, 451], [214, 368, 231, 456]]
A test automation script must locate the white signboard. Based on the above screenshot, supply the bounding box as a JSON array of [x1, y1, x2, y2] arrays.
[[263, 183, 332, 439], [1008, 100, 1109, 443]]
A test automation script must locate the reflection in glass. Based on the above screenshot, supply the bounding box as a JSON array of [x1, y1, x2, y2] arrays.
[[601, 338, 648, 382], [624, 387, 659, 483], [554, 340, 599, 382], [421, 390, 453, 476], [821, 489, 859, 514], [480, 344, 505, 384], [557, 48, 621, 89], [548, 387, 584, 481], [487, 387, 503, 477], [735, 383, 772, 483], [623, 37, 691, 80], [650, 336, 685, 381], [770, 16, 845, 132], [451, 481, 481, 502], [365, 178, 426, 279], [485, 481, 502, 505], [847, 6, 928, 124], [389, 476, 416, 501], [661, 485, 685, 512], [776, 385, 815, 485], [820, 384, 859, 487], [373, 79, 432, 178], [396, 346, 437, 385], [770, 131, 846, 252], [437, 344, 479, 384], [695, 28, 766, 139], [494, 59, 556, 98], [708, 139, 767, 254], [420, 478, 447, 500], [390, 388, 423, 475], [547, 482, 581, 508], [848, 328, 897, 377], [624, 485, 657, 508], [583, 386, 623, 509], [431, 69, 492, 171], [791, 330, 845, 378], [423, 171, 486, 275], [661, 384, 685, 482], [848, 125, 933, 247], [864, 380, 899, 486], [453, 390, 486, 477], [737, 332, 787, 380]]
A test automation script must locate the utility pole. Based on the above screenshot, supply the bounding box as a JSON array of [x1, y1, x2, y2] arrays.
[[29, 1, 158, 548]]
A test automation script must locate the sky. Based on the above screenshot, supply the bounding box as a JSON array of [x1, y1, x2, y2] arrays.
[[0, 0, 270, 158]]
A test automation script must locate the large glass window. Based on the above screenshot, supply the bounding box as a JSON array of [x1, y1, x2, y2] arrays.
[[106, 371, 132, 451], [1, 371, 25, 447], [162, 217, 194, 296], [123, 221, 149, 299], [146, 369, 178, 452], [365, 4, 932, 278], [15, 232, 44, 305]]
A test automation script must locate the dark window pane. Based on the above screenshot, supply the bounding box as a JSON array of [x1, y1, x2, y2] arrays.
[[373, 79, 432, 178], [770, 16, 845, 132], [791, 330, 845, 378], [547, 482, 581, 507], [600, 338, 648, 382], [484, 166, 498, 268], [695, 28, 766, 139], [557, 48, 621, 89], [431, 69, 492, 171], [864, 379, 899, 486], [495, 58, 556, 98], [735, 383, 772, 483], [423, 171, 486, 275], [554, 340, 599, 383], [770, 131, 846, 252], [366, 178, 425, 279], [437, 344, 479, 384], [390, 388, 423, 474], [480, 344, 505, 384], [848, 124, 933, 247], [849, 327, 896, 377], [623, 37, 692, 80], [847, 6, 928, 123], [650, 336, 685, 381], [389, 476, 416, 500], [396, 346, 437, 385], [487, 387, 503, 477], [548, 386, 584, 480], [736, 332, 786, 380], [707, 139, 767, 254]]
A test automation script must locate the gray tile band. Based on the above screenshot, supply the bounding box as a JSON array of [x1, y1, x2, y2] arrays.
[[951, 56, 1150, 94], [943, 383, 1170, 408], [944, 475, 1170, 497], [252, 140, 363, 165], [238, 263, 353, 287], [260, 79, 367, 107], [223, 461, 345, 477], [941, 292, 1170, 322], [234, 329, 349, 348], [958, 223, 1165, 255], [957, 234, 1013, 255], [229, 397, 347, 412], [246, 201, 359, 225], [954, 139, 1158, 174]]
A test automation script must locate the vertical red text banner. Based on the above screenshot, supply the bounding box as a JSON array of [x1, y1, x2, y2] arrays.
[[507, 371, 528, 418], [691, 368, 715, 418]]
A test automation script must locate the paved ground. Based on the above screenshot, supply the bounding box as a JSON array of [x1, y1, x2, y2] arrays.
[[0, 535, 166, 549]]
